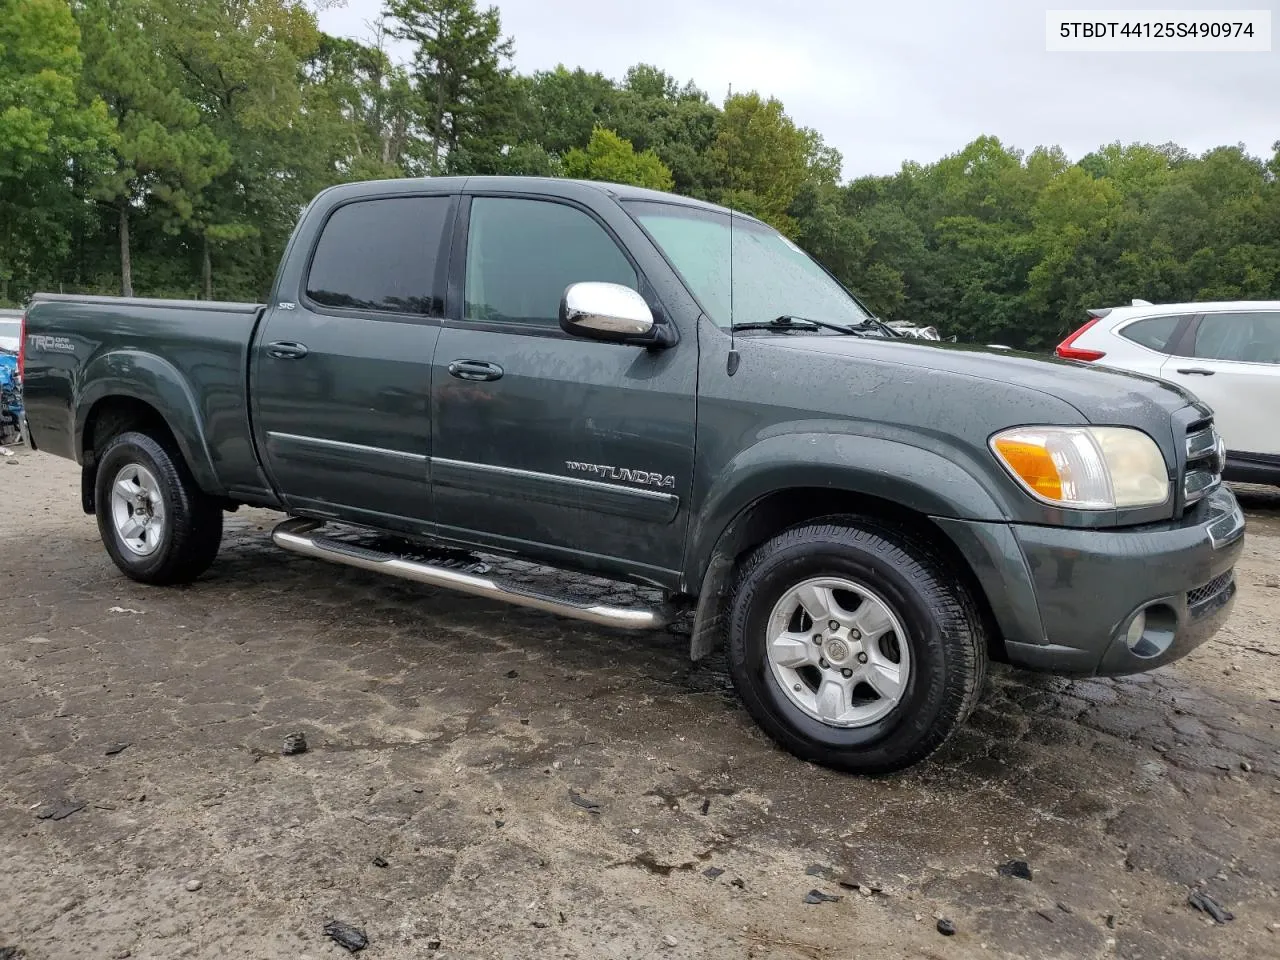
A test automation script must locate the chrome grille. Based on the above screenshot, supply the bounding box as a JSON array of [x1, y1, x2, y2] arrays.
[[1183, 419, 1224, 507]]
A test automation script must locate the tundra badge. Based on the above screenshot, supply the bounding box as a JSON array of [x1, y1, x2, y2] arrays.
[[565, 461, 675, 489]]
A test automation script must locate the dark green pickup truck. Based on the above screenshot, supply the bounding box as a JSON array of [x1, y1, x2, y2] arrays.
[[20, 177, 1245, 772]]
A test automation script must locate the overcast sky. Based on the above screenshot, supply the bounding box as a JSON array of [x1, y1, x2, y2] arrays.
[[316, 0, 1278, 179]]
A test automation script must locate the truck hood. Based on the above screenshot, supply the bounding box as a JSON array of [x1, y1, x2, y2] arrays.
[[767, 335, 1197, 421]]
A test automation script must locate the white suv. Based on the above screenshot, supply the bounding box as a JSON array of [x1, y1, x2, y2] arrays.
[[1056, 300, 1280, 486]]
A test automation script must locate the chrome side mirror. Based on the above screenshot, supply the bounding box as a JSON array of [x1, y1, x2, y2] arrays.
[[559, 282, 656, 343]]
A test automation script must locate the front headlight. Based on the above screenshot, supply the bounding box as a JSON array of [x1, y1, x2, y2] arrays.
[[990, 426, 1169, 510]]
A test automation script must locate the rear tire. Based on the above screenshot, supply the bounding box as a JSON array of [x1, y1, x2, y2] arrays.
[[725, 518, 987, 774], [94, 430, 223, 584]]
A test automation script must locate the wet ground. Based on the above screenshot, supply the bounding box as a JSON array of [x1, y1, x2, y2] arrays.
[[2, 450, 1278, 959]]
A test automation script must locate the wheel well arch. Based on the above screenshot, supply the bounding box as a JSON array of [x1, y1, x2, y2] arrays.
[[687, 486, 1005, 665], [79, 396, 182, 514]]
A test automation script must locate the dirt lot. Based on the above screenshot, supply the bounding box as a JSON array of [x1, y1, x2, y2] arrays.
[[2, 450, 1278, 960]]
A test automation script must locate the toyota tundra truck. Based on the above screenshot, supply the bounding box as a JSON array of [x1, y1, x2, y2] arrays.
[[18, 176, 1245, 773]]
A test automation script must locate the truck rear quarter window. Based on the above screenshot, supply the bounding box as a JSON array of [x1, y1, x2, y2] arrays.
[[306, 197, 450, 315], [464, 197, 636, 327]]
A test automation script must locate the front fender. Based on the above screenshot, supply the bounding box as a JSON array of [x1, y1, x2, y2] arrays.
[[74, 350, 222, 494], [685, 432, 1009, 587]]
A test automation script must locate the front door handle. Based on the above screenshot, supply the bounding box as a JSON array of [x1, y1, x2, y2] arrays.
[[1175, 367, 1214, 376], [267, 341, 309, 360], [448, 359, 504, 382]]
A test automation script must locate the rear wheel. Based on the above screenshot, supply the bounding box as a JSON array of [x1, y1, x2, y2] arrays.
[[726, 518, 987, 774], [94, 430, 223, 584]]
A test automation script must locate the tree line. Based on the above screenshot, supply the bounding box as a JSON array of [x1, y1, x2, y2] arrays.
[[3, 0, 1277, 349]]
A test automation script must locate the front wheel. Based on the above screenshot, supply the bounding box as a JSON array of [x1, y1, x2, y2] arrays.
[[726, 519, 987, 774], [94, 430, 223, 585]]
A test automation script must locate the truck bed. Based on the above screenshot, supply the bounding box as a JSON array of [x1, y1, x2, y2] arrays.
[[22, 293, 275, 502]]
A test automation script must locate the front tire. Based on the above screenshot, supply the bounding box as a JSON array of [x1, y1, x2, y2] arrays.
[[94, 431, 223, 585], [726, 518, 987, 774]]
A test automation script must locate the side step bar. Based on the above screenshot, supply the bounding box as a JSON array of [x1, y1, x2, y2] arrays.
[[271, 518, 675, 631]]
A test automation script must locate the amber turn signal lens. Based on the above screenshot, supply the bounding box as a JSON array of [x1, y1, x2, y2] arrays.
[[991, 437, 1063, 502]]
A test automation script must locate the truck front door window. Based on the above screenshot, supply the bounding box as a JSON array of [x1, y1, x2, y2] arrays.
[[464, 197, 636, 326]]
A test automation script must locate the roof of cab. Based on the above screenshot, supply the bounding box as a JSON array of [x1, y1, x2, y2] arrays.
[[313, 175, 750, 220]]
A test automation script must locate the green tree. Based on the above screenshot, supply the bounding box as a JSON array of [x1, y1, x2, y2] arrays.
[[386, 0, 514, 174], [0, 0, 113, 302], [76, 0, 230, 297], [155, 0, 321, 298], [513, 66, 620, 156], [305, 27, 424, 180], [562, 126, 673, 190], [609, 65, 719, 197], [710, 92, 810, 233]]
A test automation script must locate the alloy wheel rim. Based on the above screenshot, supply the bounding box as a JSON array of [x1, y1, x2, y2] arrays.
[[765, 576, 911, 728], [109, 463, 166, 557]]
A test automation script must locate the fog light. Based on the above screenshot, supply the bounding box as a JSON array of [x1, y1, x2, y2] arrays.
[[1124, 610, 1147, 651], [1120, 604, 1176, 660]]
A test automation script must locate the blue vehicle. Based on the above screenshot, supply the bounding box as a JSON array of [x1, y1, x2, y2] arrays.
[[0, 308, 22, 446]]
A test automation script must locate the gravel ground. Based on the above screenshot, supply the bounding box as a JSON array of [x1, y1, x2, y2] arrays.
[[1, 448, 1278, 960]]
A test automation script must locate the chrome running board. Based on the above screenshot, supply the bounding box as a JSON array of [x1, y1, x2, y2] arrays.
[[271, 518, 674, 631]]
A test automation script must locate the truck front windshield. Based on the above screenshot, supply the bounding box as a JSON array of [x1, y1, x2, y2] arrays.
[[625, 200, 872, 331]]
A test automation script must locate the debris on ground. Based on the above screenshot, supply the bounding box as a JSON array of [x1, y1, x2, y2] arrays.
[[803, 889, 842, 904], [702, 866, 724, 880], [426, 938, 442, 949], [568, 789, 600, 812], [107, 607, 143, 615], [1188, 890, 1234, 924], [1035, 909, 1055, 923], [662, 934, 679, 947], [35, 799, 86, 821], [937, 919, 956, 936], [104, 742, 131, 756], [700, 798, 710, 815], [998, 859, 1033, 881], [184, 879, 202, 892], [372, 856, 389, 868], [506, 669, 519, 678], [280, 732, 308, 756], [323, 920, 368, 952]]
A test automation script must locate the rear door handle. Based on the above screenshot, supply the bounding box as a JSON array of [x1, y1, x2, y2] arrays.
[[1175, 367, 1214, 376], [448, 359, 504, 382], [267, 341, 309, 360]]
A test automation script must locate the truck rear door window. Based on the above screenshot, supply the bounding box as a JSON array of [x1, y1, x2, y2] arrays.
[[306, 197, 450, 316], [464, 197, 636, 327]]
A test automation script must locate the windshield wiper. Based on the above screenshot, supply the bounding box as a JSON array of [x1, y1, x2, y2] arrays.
[[859, 316, 903, 338], [730, 315, 872, 336]]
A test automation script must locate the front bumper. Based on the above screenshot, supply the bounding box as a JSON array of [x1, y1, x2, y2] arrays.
[[936, 486, 1245, 677]]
